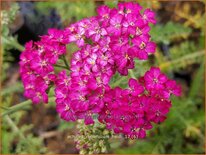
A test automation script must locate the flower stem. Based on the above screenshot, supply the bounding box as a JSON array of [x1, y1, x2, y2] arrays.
[[62, 55, 70, 69], [12, 39, 24, 51], [1, 100, 32, 117], [4, 115, 33, 152], [0, 106, 10, 110], [5, 115, 26, 140], [54, 64, 70, 70], [1, 96, 56, 117], [129, 69, 136, 79], [111, 76, 127, 88], [3, 36, 24, 51]]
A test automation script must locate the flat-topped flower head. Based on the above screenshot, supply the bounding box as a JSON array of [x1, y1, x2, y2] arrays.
[[20, 2, 181, 139]]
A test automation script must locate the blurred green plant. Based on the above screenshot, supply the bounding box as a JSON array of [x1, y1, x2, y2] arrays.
[[2, 117, 46, 154], [1, 3, 24, 52], [2, 95, 47, 154], [1, 3, 24, 82], [149, 20, 204, 72], [158, 44, 204, 72], [1, 3, 46, 154], [173, 1, 205, 35], [150, 22, 192, 45], [35, 0, 96, 25]]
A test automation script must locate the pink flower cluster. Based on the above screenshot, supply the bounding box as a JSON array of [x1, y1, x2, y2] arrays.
[[19, 29, 68, 103], [99, 67, 181, 138], [20, 2, 181, 138]]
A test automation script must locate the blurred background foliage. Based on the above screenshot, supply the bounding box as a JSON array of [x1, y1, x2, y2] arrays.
[[1, 0, 205, 154]]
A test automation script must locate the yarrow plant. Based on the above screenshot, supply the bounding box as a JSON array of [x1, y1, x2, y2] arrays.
[[20, 2, 181, 139]]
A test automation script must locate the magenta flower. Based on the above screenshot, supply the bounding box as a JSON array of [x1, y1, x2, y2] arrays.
[[165, 79, 182, 97], [44, 43, 66, 64], [86, 52, 99, 72], [68, 26, 85, 47], [97, 5, 110, 18], [110, 35, 128, 52], [122, 14, 137, 34], [144, 67, 168, 90], [43, 28, 69, 44], [127, 78, 144, 96], [56, 101, 76, 121], [55, 70, 71, 87], [30, 55, 54, 75], [131, 35, 156, 60], [118, 2, 142, 15], [69, 91, 89, 112], [24, 77, 48, 104], [107, 14, 123, 36], [98, 51, 114, 67], [114, 45, 135, 75], [147, 98, 171, 123], [143, 9, 156, 24], [87, 20, 107, 42], [19, 2, 181, 139]]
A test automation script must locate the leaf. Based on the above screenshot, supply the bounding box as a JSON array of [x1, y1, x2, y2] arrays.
[[189, 61, 205, 98], [159, 48, 204, 72], [150, 22, 192, 44]]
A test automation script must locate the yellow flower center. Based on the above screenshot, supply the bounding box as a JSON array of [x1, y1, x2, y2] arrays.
[[139, 42, 146, 49]]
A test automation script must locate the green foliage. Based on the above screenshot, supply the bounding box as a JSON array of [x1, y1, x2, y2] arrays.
[[2, 115, 47, 154], [158, 49, 204, 72], [1, 4, 45, 152], [58, 121, 75, 131], [1, 82, 23, 96], [150, 21, 204, 72], [173, 1, 205, 35], [104, 0, 118, 8], [1, 3, 24, 81], [1, 3, 19, 27], [1, 3, 24, 51], [189, 61, 205, 99], [150, 22, 192, 44], [36, 0, 96, 25]]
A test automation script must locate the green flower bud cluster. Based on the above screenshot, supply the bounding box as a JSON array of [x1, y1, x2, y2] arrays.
[[74, 120, 112, 155], [1, 3, 19, 26], [1, 11, 10, 26]]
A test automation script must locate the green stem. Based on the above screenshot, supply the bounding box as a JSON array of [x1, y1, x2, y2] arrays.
[[2, 36, 24, 52], [54, 64, 70, 70], [111, 76, 127, 88], [129, 69, 136, 79], [1, 100, 32, 117], [5, 115, 26, 140], [175, 107, 205, 142], [159, 50, 205, 70], [1, 96, 56, 117], [111, 69, 137, 88], [4, 37, 24, 51], [0, 106, 10, 110], [11, 39, 24, 51], [62, 55, 70, 69], [1, 82, 23, 96], [151, 140, 161, 154], [188, 60, 204, 98], [4, 115, 33, 152]]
